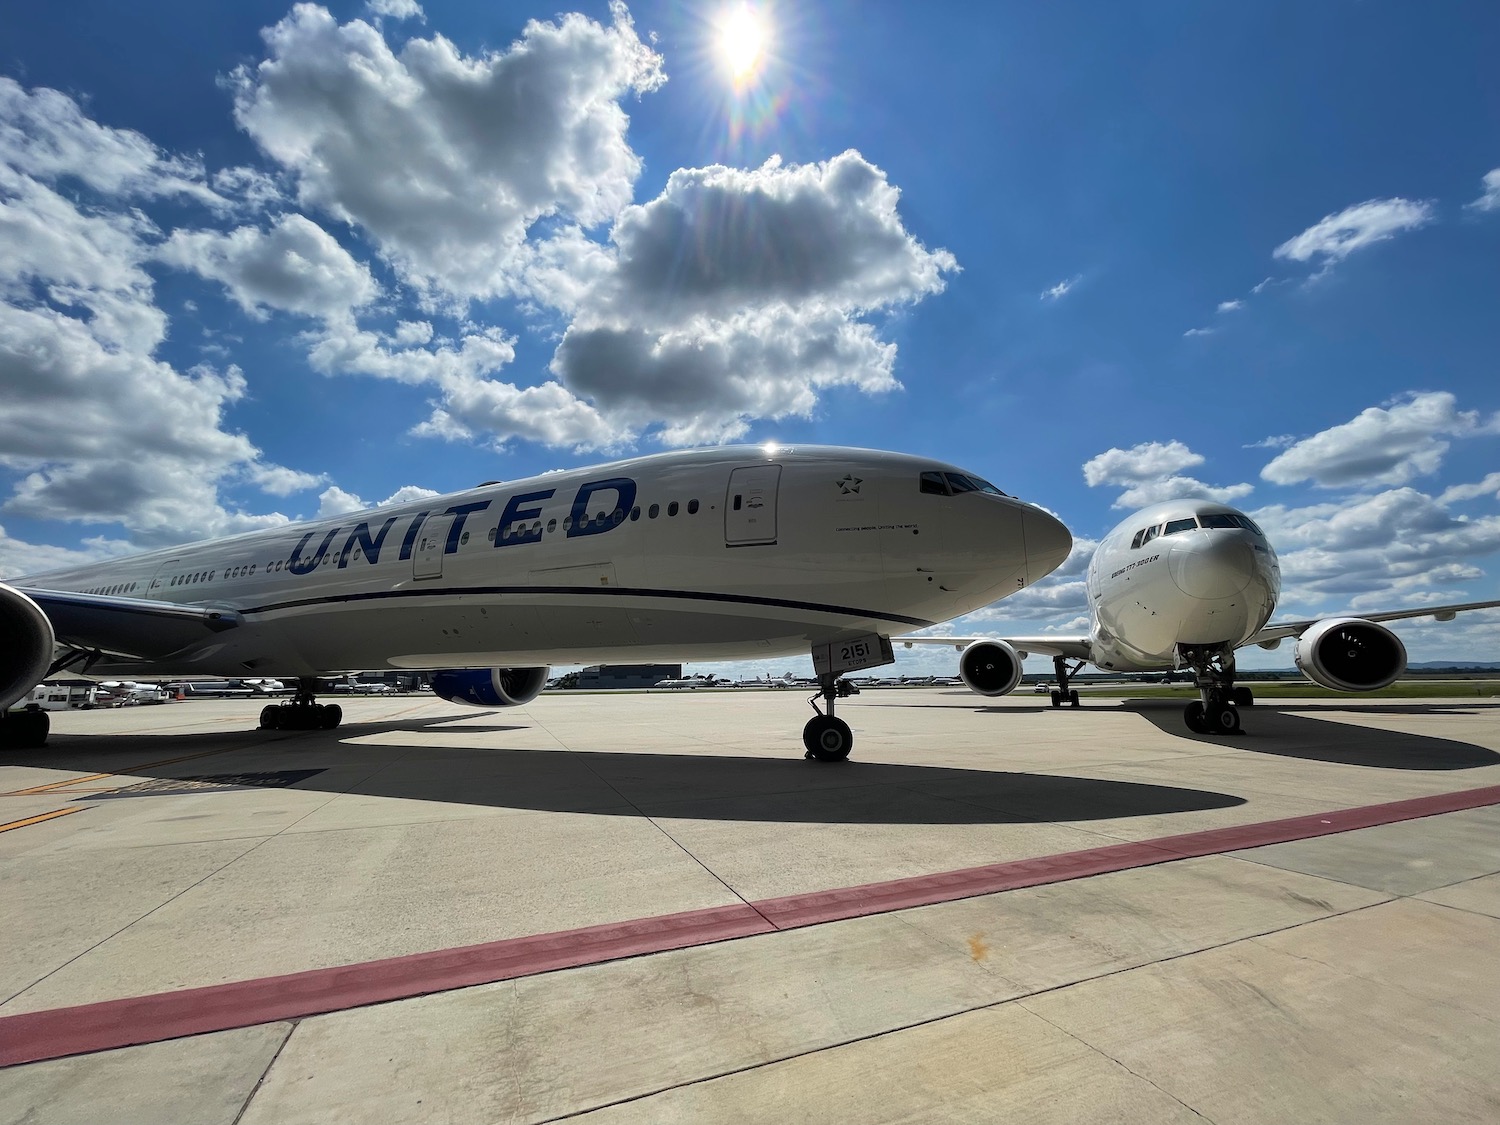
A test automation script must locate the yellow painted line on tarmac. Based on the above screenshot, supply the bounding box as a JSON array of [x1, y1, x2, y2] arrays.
[[3, 747, 238, 796], [0, 808, 82, 833]]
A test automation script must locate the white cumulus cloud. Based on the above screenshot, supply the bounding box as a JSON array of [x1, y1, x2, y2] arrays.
[[1084, 441, 1252, 509], [1260, 391, 1500, 489], [158, 214, 379, 321], [228, 1, 665, 301]]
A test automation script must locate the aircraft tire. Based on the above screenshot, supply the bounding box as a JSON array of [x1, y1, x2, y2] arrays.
[[1068, 689, 1080, 707], [1232, 686, 1255, 707], [1050, 690, 1062, 708], [1213, 704, 1241, 735], [1184, 701, 1207, 734], [802, 715, 852, 762], [320, 704, 343, 730], [1, 709, 49, 749], [259, 705, 281, 730]]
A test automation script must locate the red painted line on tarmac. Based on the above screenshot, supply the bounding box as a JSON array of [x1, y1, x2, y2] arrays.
[[3, 783, 1498, 1068], [754, 784, 1500, 929]]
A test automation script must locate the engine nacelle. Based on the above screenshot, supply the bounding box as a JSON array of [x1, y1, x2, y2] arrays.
[[430, 667, 550, 709], [1294, 617, 1406, 692], [958, 639, 1025, 697], [0, 582, 55, 711]]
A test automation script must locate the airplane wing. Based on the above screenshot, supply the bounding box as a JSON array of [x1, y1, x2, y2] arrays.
[[1246, 599, 1500, 648], [901, 635, 1095, 661], [17, 585, 244, 662]]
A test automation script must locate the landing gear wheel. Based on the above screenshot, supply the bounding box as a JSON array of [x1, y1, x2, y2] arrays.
[[1050, 690, 1062, 708], [1, 708, 49, 749], [802, 715, 853, 762], [259, 705, 281, 730], [1068, 689, 1080, 708], [1232, 686, 1254, 707], [1184, 701, 1207, 734], [319, 704, 343, 730], [1212, 704, 1242, 734]]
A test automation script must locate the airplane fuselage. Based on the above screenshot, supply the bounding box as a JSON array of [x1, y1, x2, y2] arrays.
[[19, 446, 1071, 680], [1083, 500, 1281, 673]]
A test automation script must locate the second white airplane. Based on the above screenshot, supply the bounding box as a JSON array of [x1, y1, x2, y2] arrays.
[[908, 498, 1499, 734]]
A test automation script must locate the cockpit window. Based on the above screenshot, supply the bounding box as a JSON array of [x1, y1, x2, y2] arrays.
[[1200, 513, 1239, 530], [944, 472, 1007, 496], [1162, 517, 1199, 536], [1140, 525, 1160, 545], [921, 470, 1009, 497]]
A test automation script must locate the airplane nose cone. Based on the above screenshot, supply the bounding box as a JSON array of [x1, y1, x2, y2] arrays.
[[1168, 534, 1256, 600], [1023, 509, 1072, 585]]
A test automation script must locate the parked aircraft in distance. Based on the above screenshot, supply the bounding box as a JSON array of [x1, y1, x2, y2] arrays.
[[907, 498, 1499, 735], [0, 445, 1071, 760]]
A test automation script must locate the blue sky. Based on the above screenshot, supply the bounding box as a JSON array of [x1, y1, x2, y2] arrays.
[[2, 0, 1498, 672]]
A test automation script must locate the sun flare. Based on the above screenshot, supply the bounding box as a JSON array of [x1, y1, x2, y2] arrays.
[[716, 3, 770, 87]]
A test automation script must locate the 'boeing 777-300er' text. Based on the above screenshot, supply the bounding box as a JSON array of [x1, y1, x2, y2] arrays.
[[907, 497, 1499, 735], [0, 445, 1072, 760]]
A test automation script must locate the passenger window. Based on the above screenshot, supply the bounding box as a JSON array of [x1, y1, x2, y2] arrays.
[[649, 504, 660, 519], [920, 472, 949, 496], [668, 501, 679, 517], [688, 499, 699, 514], [1162, 518, 1198, 536]]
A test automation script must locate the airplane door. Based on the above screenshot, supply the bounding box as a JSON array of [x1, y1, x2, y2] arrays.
[[413, 515, 452, 580], [145, 557, 181, 599], [725, 465, 781, 546]]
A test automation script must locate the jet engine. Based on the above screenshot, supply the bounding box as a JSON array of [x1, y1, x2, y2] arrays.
[[958, 639, 1024, 697], [1294, 617, 1406, 692], [430, 667, 550, 709], [0, 582, 55, 711]]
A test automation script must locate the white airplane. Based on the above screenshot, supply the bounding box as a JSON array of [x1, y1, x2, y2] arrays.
[[0, 445, 1072, 760], [906, 498, 1500, 735]]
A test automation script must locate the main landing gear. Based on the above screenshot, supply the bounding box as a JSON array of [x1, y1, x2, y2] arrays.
[[259, 678, 343, 731], [0, 707, 49, 749], [1050, 655, 1083, 709], [1180, 647, 1254, 735], [804, 673, 860, 762]]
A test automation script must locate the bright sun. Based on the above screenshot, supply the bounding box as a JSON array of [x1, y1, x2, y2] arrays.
[[716, 3, 770, 87]]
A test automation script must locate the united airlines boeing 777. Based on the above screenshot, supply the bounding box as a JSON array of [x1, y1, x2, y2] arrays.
[[907, 498, 1499, 735], [0, 445, 1072, 759]]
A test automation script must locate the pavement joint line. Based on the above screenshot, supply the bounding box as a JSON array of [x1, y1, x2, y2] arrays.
[[537, 895, 1388, 1125], [0, 754, 369, 1012], [0, 807, 83, 833], [3, 782, 1499, 1070], [231, 1021, 297, 1125]]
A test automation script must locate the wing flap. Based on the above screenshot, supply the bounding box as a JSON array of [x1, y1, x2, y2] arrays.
[[22, 587, 243, 662]]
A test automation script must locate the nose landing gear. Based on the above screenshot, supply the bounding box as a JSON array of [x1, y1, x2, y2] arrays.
[[1180, 647, 1244, 735], [1049, 655, 1083, 708], [804, 673, 859, 762]]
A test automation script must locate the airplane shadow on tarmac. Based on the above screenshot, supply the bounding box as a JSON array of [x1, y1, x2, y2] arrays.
[[1120, 699, 1500, 770], [4, 717, 1251, 826], [876, 696, 1500, 771]]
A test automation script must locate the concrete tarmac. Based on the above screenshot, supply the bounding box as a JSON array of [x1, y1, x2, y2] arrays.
[[2, 688, 1499, 1123]]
